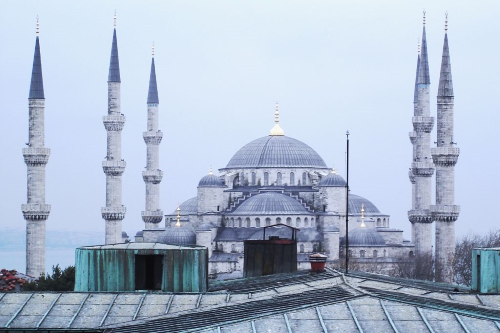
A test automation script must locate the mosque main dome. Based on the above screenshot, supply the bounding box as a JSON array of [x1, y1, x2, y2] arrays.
[[225, 136, 327, 169]]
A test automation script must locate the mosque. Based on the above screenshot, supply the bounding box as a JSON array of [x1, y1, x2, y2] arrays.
[[22, 14, 458, 282]]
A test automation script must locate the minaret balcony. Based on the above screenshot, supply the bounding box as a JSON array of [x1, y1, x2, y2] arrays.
[[412, 116, 434, 133], [411, 162, 435, 177], [141, 210, 164, 223], [142, 170, 163, 184], [21, 203, 51, 221], [101, 206, 126, 220], [408, 209, 433, 223], [408, 131, 417, 144], [103, 115, 126, 131], [22, 148, 50, 165], [431, 147, 460, 166], [408, 170, 415, 184], [102, 160, 126, 176], [430, 205, 460, 222], [143, 131, 163, 145]]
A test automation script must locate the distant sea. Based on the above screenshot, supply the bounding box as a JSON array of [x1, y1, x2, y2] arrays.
[[0, 229, 103, 275]]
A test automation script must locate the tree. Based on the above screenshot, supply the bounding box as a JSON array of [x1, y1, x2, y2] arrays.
[[23, 265, 75, 291]]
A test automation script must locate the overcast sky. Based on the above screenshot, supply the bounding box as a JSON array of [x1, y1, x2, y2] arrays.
[[0, 1, 499, 248]]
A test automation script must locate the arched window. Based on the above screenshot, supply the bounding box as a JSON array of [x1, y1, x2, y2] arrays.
[[231, 244, 236, 253], [383, 218, 386, 227], [246, 218, 251, 228], [304, 217, 309, 227], [296, 217, 301, 227], [383, 250, 387, 257], [373, 250, 378, 258], [311, 218, 315, 228], [251, 172, 256, 185], [233, 176, 239, 187], [300, 244, 304, 253], [360, 250, 366, 258], [219, 244, 224, 252], [255, 218, 260, 228], [313, 244, 318, 252], [237, 218, 242, 227], [276, 217, 281, 224], [230, 218, 234, 227], [409, 251, 414, 257], [265, 217, 271, 226], [264, 172, 269, 186], [290, 172, 295, 186], [377, 218, 381, 227], [302, 172, 307, 185], [277, 172, 282, 185], [286, 217, 291, 226], [240, 172, 245, 185]]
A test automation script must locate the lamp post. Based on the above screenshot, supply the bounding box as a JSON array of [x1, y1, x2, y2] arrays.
[[345, 130, 350, 274]]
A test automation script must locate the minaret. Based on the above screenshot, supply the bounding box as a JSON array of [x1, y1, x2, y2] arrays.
[[431, 15, 460, 283], [270, 102, 284, 136], [141, 44, 163, 229], [408, 13, 435, 256], [22, 18, 51, 277], [102, 14, 126, 244]]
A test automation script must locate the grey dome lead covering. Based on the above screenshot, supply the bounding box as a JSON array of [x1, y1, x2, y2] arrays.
[[147, 58, 159, 103], [226, 136, 327, 169], [228, 192, 312, 215], [29, 36, 44, 99], [158, 227, 196, 246], [318, 173, 347, 187], [340, 227, 386, 246], [108, 29, 121, 82], [198, 174, 224, 187]]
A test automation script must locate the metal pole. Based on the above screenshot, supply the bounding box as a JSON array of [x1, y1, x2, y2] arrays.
[[345, 130, 350, 274]]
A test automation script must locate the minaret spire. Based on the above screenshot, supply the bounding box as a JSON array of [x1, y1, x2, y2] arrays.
[[408, 13, 435, 259], [22, 17, 51, 277], [431, 13, 460, 283], [102, 15, 126, 244], [142, 45, 163, 229], [269, 101, 285, 136]]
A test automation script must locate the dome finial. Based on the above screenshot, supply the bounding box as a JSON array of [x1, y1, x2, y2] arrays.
[[209, 166, 213, 175], [114, 10, 117, 27], [270, 101, 285, 136], [36, 16, 39, 36], [331, 166, 337, 174], [445, 11, 448, 33], [360, 203, 366, 228], [176, 206, 181, 227]]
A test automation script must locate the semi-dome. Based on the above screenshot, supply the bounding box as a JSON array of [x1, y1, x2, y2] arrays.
[[319, 172, 346, 187], [349, 194, 381, 214], [225, 136, 327, 169], [226, 192, 313, 215], [171, 197, 198, 215], [198, 173, 224, 187], [340, 227, 386, 246], [158, 226, 196, 246]]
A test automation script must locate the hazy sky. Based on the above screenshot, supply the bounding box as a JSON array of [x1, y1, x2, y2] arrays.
[[0, 1, 499, 246]]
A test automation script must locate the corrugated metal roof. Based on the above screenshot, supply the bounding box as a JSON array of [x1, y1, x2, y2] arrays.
[[226, 192, 313, 216], [29, 36, 44, 99], [79, 242, 202, 250], [225, 136, 327, 169], [108, 29, 120, 83]]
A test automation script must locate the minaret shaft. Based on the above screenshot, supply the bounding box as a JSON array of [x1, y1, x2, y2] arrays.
[[142, 57, 163, 229], [102, 28, 126, 244], [23, 34, 50, 277]]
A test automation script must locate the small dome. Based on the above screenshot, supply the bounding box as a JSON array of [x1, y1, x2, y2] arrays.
[[135, 231, 144, 237], [349, 194, 381, 214], [340, 227, 386, 246], [227, 192, 312, 215], [171, 197, 198, 215], [319, 173, 346, 187], [198, 174, 224, 187], [158, 226, 196, 246], [197, 223, 212, 231]]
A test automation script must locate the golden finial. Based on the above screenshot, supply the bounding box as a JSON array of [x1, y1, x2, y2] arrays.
[[36, 16, 39, 36], [176, 206, 181, 227], [152, 42, 155, 58], [114, 11, 117, 28], [445, 12, 448, 33], [360, 203, 366, 228], [209, 166, 213, 175], [331, 166, 337, 174], [423, 10, 426, 26], [269, 101, 285, 136]]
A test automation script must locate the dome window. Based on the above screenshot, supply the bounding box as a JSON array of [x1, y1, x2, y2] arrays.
[[290, 172, 295, 185]]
